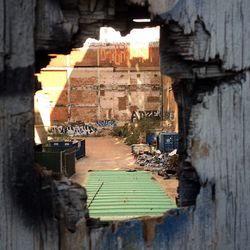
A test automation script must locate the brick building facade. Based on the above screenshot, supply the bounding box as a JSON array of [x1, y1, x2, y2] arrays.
[[37, 40, 162, 125]]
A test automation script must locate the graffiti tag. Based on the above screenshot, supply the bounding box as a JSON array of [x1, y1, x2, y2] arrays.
[[48, 123, 97, 136], [96, 120, 116, 128], [131, 110, 161, 122], [164, 111, 175, 121], [131, 110, 175, 122]]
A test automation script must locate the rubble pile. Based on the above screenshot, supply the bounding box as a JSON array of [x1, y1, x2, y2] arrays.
[[158, 153, 179, 179], [131, 144, 151, 155], [135, 147, 179, 179]]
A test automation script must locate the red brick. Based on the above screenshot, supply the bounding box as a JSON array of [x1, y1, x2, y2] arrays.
[[71, 90, 97, 105], [130, 105, 138, 113], [50, 107, 68, 123], [100, 90, 105, 96], [118, 96, 127, 110], [147, 96, 160, 102], [70, 76, 97, 86], [56, 90, 68, 106], [99, 46, 129, 67], [71, 107, 98, 122]]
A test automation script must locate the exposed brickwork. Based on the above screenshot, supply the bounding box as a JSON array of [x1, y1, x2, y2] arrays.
[[130, 78, 137, 85], [100, 90, 105, 96], [36, 42, 174, 124], [56, 90, 68, 106], [70, 76, 97, 86], [70, 107, 98, 122], [71, 90, 97, 105], [145, 103, 159, 110], [118, 96, 128, 111], [147, 96, 160, 102], [150, 75, 161, 85], [68, 44, 161, 69], [128, 85, 137, 91], [51, 107, 68, 123], [99, 45, 129, 67], [130, 105, 138, 112]]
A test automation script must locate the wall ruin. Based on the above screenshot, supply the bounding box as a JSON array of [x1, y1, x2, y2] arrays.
[[37, 41, 162, 124], [1, 0, 250, 249]]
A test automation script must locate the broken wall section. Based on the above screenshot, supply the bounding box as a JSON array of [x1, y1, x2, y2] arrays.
[[0, 1, 91, 249], [85, 1, 250, 249], [158, 0, 250, 248], [37, 41, 163, 124], [89, 70, 250, 250], [0, 0, 41, 249]]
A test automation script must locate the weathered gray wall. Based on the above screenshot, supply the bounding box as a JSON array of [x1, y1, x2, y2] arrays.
[[87, 72, 250, 250], [1, 0, 250, 249], [130, 0, 250, 71], [93, 0, 250, 249], [87, 0, 250, 249], [0, 0, 39, 249], [0, 1, 89, 249]]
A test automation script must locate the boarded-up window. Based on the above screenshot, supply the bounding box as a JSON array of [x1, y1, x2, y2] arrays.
[[118, 96, 127, 110], [147, 96, 160, 102], [100, 90, 105, 96]]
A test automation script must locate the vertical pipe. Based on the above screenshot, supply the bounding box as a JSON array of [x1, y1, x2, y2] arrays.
[[66, 54, 71, 123], [160, 75, 164, 121]]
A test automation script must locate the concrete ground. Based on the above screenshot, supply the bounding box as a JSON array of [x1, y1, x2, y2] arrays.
[[72, 136, 178, 203]]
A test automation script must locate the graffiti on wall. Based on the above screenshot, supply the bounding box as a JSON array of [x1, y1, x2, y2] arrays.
[[96, 120, 116, 128], [131, 110, 175, 122], [163, 111, 175, 121], [131, 110, 161, 122], [48, 123, 97, 136]]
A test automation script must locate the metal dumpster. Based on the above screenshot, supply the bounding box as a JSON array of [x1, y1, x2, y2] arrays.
[[48, 139, 85, 159], [146, 132, 157, 145], [158, 132, 179, 153], [35, 147, 76, 177], [146, 129, 162, 146]]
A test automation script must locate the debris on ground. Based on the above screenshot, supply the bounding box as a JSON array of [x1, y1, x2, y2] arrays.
[[134, 147, 180, 179], [131, 144, 151, 155], [158, 153, 179, 179]]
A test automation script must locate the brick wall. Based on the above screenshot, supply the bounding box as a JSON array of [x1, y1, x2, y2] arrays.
[[37, 43, 169, 124]]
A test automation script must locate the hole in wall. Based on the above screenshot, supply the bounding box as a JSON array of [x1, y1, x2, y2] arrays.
[[32, 4, 213, 239], [34, 24, 183, 226]]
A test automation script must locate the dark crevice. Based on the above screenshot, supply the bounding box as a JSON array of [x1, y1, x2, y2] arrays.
[[172, 74, 240, 207], [0, 66, 35, 94], [173, 79, 201, 207], [173, 73, 243, 207], [178, 165, 201, 207], [211, 183, 216, 201], [161, 16, 246, 207]]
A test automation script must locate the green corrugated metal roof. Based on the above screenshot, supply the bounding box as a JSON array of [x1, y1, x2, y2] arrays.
[[86, 170, 176, 221]]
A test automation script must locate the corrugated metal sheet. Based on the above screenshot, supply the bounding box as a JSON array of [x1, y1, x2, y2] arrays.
[[86, 170, 176, 221]]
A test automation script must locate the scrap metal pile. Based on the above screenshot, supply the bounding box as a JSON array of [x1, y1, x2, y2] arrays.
[[134, 147, 180, 179]]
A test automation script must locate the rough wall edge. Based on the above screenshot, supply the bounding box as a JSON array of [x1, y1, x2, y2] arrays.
[[129, 0, 250, 72], [89, 207, 193, 249]]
